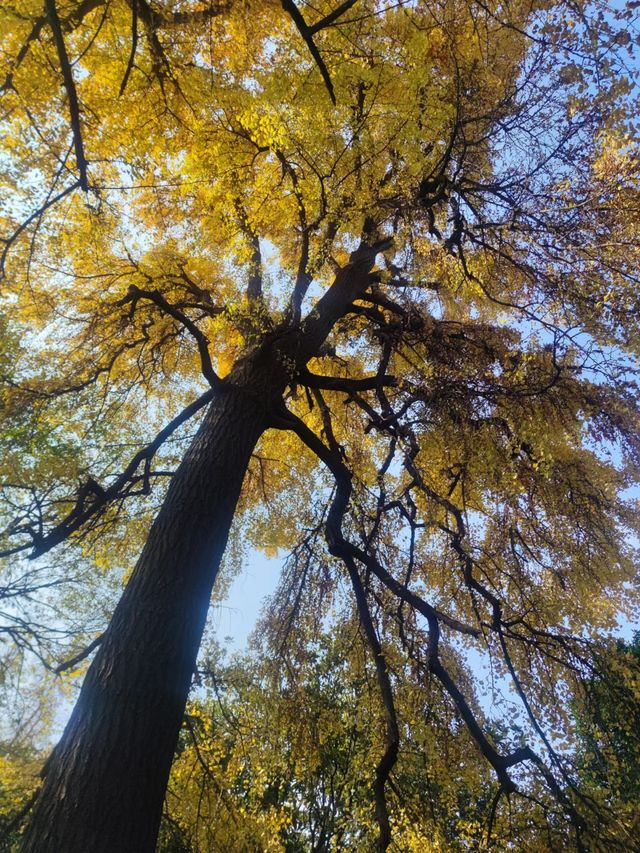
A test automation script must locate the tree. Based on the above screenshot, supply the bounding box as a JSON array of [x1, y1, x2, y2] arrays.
[[1, 0, 639, 850], [573, 634, 640, 844]]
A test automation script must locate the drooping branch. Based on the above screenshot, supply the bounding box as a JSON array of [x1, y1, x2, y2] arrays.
[[272, 410, 556, 816], [404, 447, 584, 790], [272, 404, 589, 831], [346, 559, 399, 852], [356, 395, 596, 830], [273, 402, 398, 849]]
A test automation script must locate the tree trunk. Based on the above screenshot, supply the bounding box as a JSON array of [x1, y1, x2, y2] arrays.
[[20, 364, 276, 853]]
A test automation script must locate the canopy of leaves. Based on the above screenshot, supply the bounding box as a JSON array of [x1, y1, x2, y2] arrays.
[[1, 0, 640, 849]]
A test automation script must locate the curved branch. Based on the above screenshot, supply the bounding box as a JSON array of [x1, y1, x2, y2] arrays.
[[272, 406, 580, 822], [55, 634, 104, 674], [119, 285, 222, 389]]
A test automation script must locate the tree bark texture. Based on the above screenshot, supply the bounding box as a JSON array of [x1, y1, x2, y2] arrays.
[[20, 365, 276, 853]]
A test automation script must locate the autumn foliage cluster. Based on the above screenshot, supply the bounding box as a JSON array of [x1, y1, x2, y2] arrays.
[[1, 1, 640, 851]]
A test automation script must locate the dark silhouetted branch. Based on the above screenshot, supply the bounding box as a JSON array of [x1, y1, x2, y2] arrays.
[[281, 0, 358, 104], [45, 0, 89, 191], [55, 634, 104, 673], [119, 285, 222, 389]]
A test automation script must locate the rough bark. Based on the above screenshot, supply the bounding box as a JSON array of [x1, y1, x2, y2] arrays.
[[20, 365, 276, 853]]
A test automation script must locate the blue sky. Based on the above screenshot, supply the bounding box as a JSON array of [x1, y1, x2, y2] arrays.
[[211, 551, 282, 648]]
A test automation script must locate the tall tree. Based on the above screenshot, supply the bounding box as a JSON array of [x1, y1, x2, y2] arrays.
[[1, 0, 639, 850]]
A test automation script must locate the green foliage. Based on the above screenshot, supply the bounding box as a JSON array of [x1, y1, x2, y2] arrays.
[[573, 635, 640, 843]]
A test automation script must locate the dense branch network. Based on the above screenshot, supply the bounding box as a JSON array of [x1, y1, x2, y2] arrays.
[[272, 388, 590, 847], [0, 0, 357, 224]]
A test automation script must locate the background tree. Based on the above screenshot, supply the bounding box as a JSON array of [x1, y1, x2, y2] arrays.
[[572, 634, 640, 845], [1, 0, 639, 851]]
